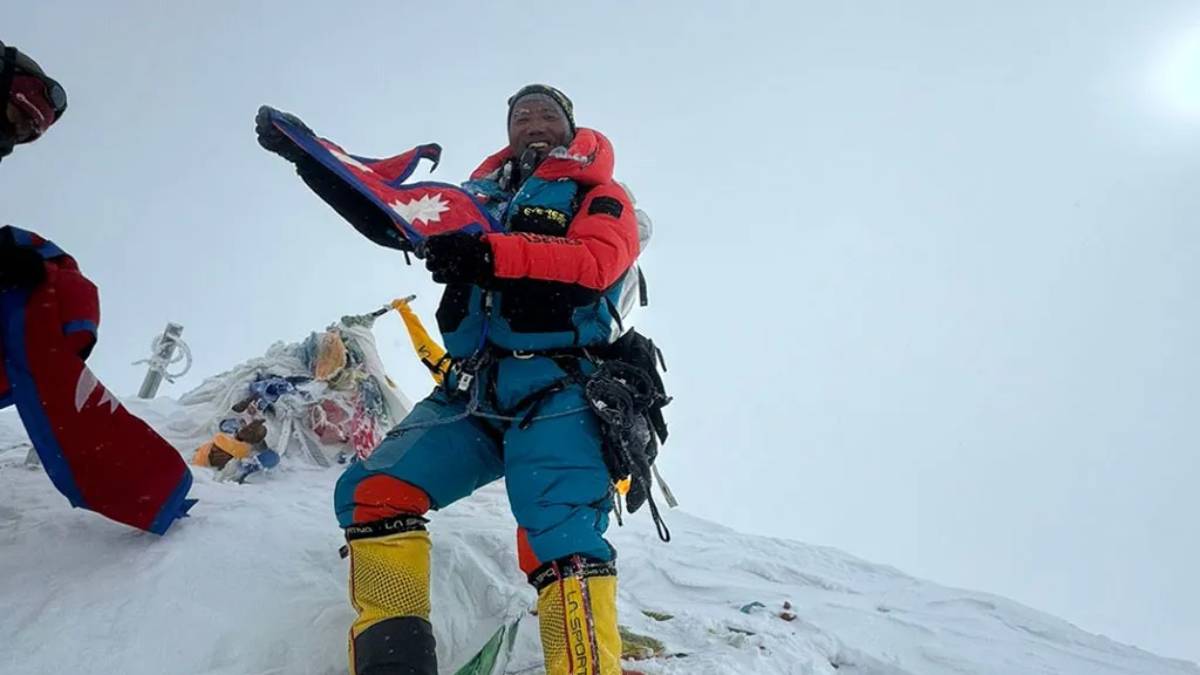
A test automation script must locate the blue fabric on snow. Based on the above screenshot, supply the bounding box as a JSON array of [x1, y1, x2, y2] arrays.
[[246, 375, 309, 411]]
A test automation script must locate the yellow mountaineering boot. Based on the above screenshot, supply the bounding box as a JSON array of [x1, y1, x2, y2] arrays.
[[345, 516, 436, 675], [533, 557, 622, 675]]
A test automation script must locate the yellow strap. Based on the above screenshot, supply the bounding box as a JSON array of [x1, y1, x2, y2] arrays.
[[391, 297, 449, 384]]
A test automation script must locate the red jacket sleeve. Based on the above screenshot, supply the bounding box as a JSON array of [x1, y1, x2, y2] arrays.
[[49, 257, 101, 360], [486, 183, 639, 291]]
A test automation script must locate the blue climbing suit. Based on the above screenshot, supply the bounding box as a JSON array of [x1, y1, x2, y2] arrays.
[[335, 127, 642, 571]]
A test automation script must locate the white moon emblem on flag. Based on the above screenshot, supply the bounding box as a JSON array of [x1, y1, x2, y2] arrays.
[[390, 194, 451, 225], [74, 366, 121, 413]]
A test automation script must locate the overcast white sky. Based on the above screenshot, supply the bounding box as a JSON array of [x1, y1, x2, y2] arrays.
[[3, 0, 1198, 664]]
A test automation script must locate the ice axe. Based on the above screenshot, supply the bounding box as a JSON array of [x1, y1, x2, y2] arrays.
[[364, 294, 416, 319]]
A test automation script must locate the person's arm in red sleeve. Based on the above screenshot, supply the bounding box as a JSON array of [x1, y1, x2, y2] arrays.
[[49, 257, 100, 360], [486, 183, 639, 290]]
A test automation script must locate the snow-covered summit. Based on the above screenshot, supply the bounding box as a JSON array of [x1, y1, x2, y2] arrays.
[[0, 399, 1194, 675]]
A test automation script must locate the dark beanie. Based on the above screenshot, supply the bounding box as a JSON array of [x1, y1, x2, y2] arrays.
[[507, 84, 575, 134]]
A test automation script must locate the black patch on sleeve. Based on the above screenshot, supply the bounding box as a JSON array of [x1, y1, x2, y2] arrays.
[[588, 196, 624, 218]]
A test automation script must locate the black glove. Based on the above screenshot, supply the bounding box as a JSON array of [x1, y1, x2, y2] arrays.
[[0, 234, 46, 289], [255, 106, 311, 164], [423, 232, 493, 285]]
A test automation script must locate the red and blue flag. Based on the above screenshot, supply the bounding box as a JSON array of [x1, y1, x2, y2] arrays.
[[260, 106, 500, 249], [0, 227, 194, 534]]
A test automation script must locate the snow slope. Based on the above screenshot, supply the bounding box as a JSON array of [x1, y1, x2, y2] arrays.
[[0, 403, 1195, 675]]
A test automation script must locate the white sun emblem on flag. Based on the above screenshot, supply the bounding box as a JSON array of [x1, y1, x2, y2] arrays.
[[329, 148, 374, 174], [390, 193, 450, 224]]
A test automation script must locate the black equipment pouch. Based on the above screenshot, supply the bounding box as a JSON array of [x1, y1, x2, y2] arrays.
[[594, 329, 670, 444], [582, 329, 673, 541]]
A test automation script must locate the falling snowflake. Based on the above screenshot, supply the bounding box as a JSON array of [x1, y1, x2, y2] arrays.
[[74, 367, 121, 414], [390, 193, 450, 224], [328, 147, 374, 173]]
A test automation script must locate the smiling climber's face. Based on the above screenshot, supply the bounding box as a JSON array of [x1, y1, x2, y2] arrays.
[[507, 94, 572, 164]]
